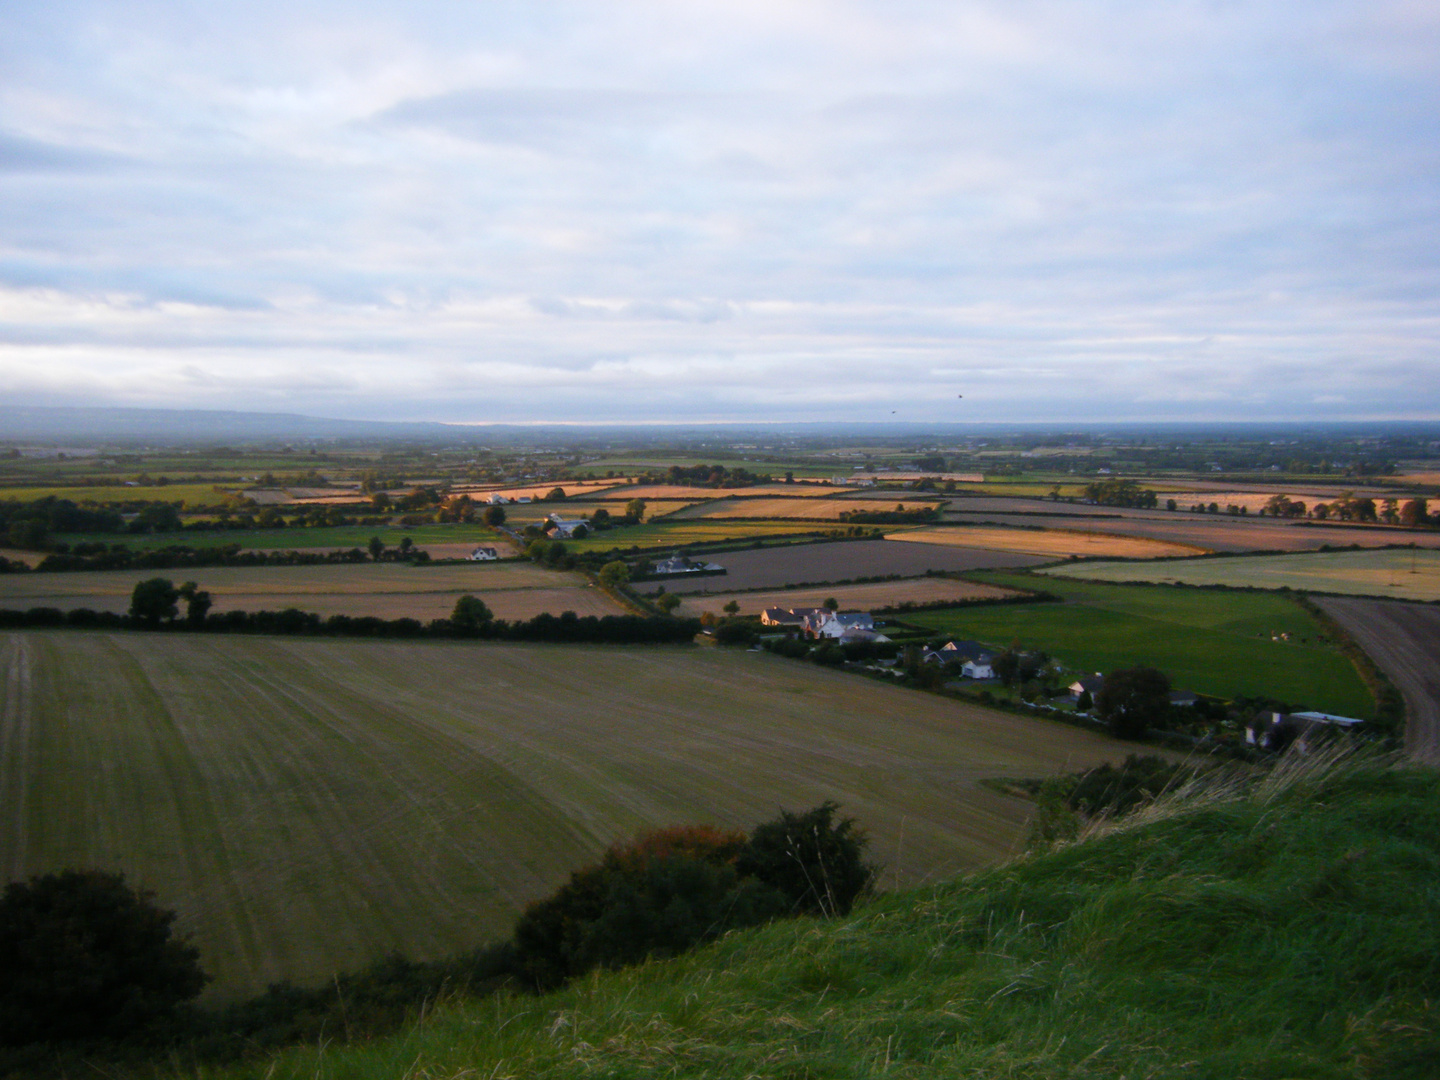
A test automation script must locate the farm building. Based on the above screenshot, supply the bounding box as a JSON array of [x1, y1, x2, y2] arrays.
[[653, 556, 726, 575], [486, 493, 510, 504], [760, 607, 822, 627], [1068, 674, 1105, 701], [1247, 710, 1365, 751], [807, 611, 876, 639], [466, 547, 499, 561], [546, 514, 589, 538]]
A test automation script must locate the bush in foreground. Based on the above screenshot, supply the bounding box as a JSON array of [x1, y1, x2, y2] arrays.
[[0, 870, 206, 1046]]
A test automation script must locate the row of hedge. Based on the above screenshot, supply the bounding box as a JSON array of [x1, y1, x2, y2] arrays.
[[0, 605, 702, 645]]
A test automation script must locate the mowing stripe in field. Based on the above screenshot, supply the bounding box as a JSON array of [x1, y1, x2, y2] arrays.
[[2, 632, 1146, 999]]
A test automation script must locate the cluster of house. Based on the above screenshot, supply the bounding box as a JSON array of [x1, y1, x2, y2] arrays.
[[760, 607, 887, 644], [1246, 710, 1364, 750], [918, 640, 996, 680], [545, 513, 589, 538], [652, 555, 726, 575]]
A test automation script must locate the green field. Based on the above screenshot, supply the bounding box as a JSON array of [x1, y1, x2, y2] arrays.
[[1041, 546, 1440, 603], [54, 521, 506, 553], [2, 482, 237, 506], [904, 572, 1375, 716], [0, 632, 1142, 999]]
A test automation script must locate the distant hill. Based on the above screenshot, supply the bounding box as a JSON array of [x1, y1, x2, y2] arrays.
[[0, 406, 459, 444]]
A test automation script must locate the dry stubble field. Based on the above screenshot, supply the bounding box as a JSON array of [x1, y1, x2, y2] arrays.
[[0, 562, 625, 622], [0, 632, 1140, 999], [1041, 546, 1440, 603], [669, 497, 945, 520]]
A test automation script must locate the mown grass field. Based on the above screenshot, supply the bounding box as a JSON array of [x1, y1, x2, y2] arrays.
[[886, 524, 1205, 559], [1042, 546, 1440, 602], [0, 632, 1144, 999], [0, 562, 622, 622], [1, 482, 234, 506], [905, 572, 1375, 716], [676, 578, 1019, 618]]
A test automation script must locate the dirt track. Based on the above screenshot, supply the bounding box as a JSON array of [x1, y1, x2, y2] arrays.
[[1315, 597, 1440, 765]]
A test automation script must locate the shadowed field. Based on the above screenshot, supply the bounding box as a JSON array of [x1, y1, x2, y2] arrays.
[[888, 525, 1204, 559], [676, 578, 1019, 618], [0, 633, 1142, 998], [0, 562, 625, 621]]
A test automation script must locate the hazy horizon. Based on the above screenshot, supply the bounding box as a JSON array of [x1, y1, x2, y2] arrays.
[[2, 3, 1437, 425]]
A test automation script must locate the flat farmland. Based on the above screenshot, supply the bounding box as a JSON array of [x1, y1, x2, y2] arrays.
[[611, 483, 844, 500], [906, 573, 1375, 717], [677, 578, 1020, 618], [0, 562, 624, 621], [502, 500, 698, 526], [652, 539, 1047, 594], [0, 633, 1144, 998], [887, 525, 1204, 560], [1316, 597, 1440, 764], [1040, 547, 1440, 602], [670, 497, 945, 520], [563, 519, 826, 553]]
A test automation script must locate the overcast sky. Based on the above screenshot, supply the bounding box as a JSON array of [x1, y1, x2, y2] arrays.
[[1, 1, 1437, 425]]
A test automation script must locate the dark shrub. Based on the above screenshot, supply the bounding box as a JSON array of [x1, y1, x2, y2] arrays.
[[0, 870, 207, 1046], [736, 801, 873, 917]]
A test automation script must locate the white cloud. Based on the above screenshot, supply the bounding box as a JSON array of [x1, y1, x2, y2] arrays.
[[0, 1, 1435, 422]]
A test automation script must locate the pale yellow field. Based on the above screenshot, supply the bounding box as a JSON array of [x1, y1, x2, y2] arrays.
[[886, 526, 1206, 560], [501, 499, 698, 525], [615, 483, 845, 500], [1160, 490, 1422, 514], [449, 480, 627, 501], [0, 562, 625, 621], [1041, 546, 1440, 602], [677, 578, 1022, 618], [673, 497, 945, 521]]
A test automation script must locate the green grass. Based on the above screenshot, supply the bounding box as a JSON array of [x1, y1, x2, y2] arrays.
[[905, 571, 1375, 716], [193, 755, 1440, 1079], [0, 633, 1142, 999], [0, 482, 236, 506]]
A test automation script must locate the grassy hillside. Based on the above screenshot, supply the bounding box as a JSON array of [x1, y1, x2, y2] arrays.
[[198, 752, 1440, 1079], [0, 632, 1141, 999], [907, 572, 1375, 717]]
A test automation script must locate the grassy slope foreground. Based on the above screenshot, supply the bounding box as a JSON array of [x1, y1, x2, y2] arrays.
[[203, 755, 1440, 1080], [0, 632, 1141, 999]]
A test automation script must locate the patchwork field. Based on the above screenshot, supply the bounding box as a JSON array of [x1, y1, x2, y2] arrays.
[[887, 525, 1205, 560], [670, 497, 945, 520], [0, 562, 623, 622], [676, 578, 1020, 618], [564, 519, 828, 553], [904, 572, 1375, 717], [652, 539, 1047, 594], [608, 483, 842, 500], [0, 633, 1143, 998], [1039, 546, 1440, 602]]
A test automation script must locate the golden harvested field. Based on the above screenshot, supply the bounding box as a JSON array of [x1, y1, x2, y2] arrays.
[[1041, 547, 1440, 602], [501, 500, 698, 525], [0, 562, 623, 621], [1, 633, 1145, 998], [1161, 490, 1424, 513], [614, 483, 844, 500], [886, 526, 1205, 560], [671, 497, 945, 520], [450, 480, 627, 501], [677, 578, 1022, 618]]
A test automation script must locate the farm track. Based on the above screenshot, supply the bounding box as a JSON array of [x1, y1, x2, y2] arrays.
[[0, 632, 1143, 998], [1314, 598, 1440, 765]]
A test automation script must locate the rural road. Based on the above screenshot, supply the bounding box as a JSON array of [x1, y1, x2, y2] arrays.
[[1316, 597, 1440, 766]]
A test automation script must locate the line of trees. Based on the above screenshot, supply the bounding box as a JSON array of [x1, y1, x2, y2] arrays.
[[0, 586, 702, 646], [1081, 479, 1159, 508]]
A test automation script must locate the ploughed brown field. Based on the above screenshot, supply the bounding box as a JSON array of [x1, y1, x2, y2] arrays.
[[677, 578, 1020, 618], [669, 497, 945, 520], [0, 562, 626, 622], [887, 525, 1204, 560], [1314, 597, 1440, 766], [941, 500, 1440, 553], [0, 633, 1146, 998], [650, 539, 1047, 594]]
